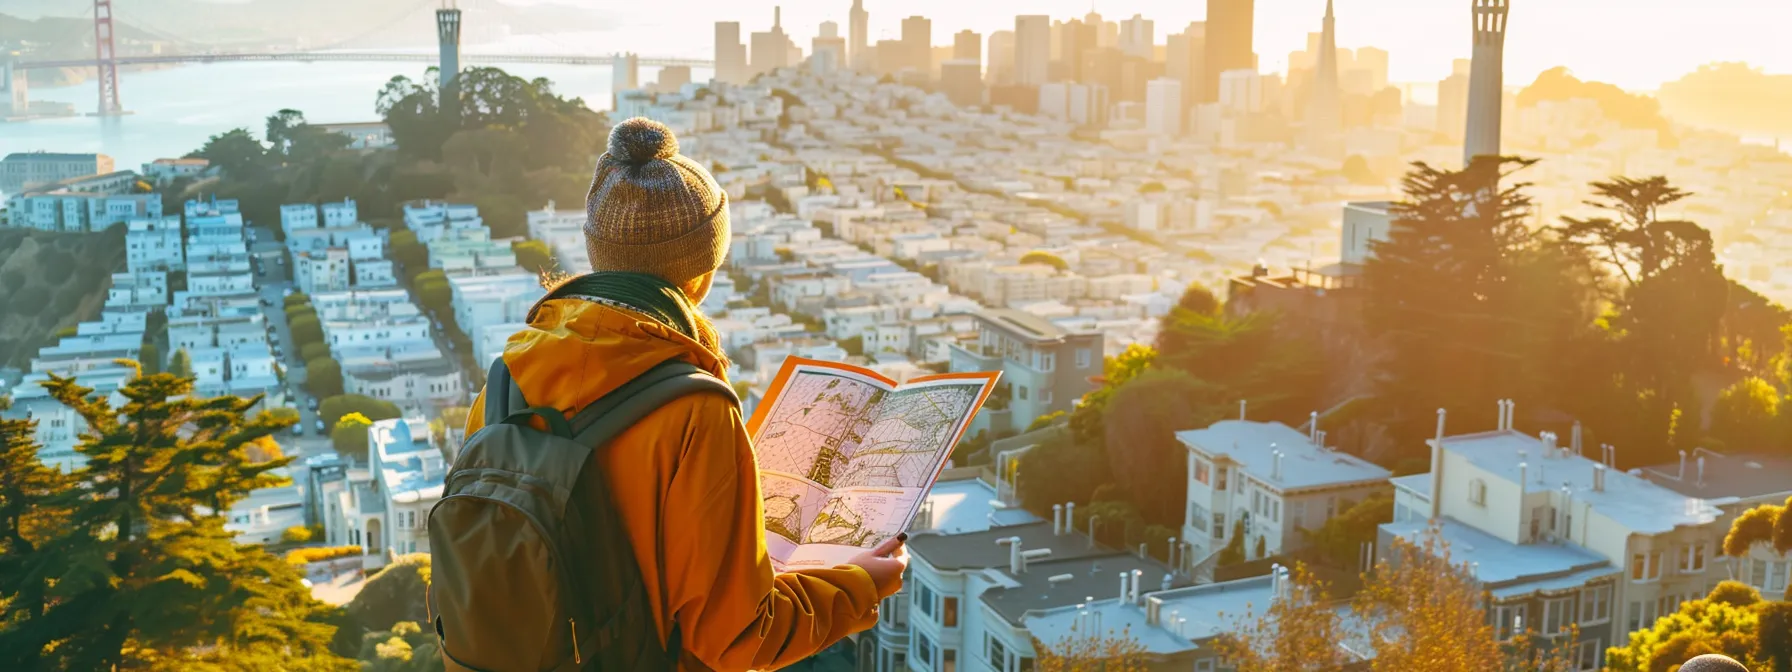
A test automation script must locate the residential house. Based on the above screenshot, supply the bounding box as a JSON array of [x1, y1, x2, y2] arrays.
[[948, 310, 1103, 435]]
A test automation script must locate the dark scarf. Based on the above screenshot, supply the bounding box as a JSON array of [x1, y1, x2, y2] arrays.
[[530, 272, 699, 340]]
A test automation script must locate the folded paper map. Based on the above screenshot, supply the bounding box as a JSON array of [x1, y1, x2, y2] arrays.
[[746, 357, 1002, 570]]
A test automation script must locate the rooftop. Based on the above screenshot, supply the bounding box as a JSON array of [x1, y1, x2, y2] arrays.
[[919, 475, 1042, 535], [1437, 429, 1720, 534], [1389, 473, 1431, 499], [983, 551, 1189, 625], [1177, 420, 1392, 491], [1380, 518, 1618, 596], [1640, 449, 1792, 503], [980, 308, 1081, 342], [907, 520, 1113, 572]]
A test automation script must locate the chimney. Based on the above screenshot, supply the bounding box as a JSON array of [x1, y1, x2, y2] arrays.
[[1558, 485, 1572, 539], [1309, 411, 1319, 442], [1571, 421, 1583, 457], [1239, 399, 1247, 421], [1054, 504, 1064, 535], [1496, 399, 1506, 430], [1000, 537, 1023, 574], [1146, 595, 1163, 626], [1271, 447, 1283, 481], [1678, 450, 1687, 480], [1593, 463, 1606, 492], [1138, 543, 1147, 559], [1118, 571, 1130, 604], [1518, 462, 1528, 493], [1066, 501, 1076, 534], [1168, 537, 1179, 571], [1049, 573, 1074, 585], [1269, 562, 1282, 598], [1697, 455, 1706, 486], [1131, 569, 1144, 604], [1429, 408, 1446, 521]]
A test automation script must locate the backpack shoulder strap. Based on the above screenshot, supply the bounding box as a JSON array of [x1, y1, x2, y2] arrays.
[[568, 359, 739, 448], [483, 357, 575, 438]]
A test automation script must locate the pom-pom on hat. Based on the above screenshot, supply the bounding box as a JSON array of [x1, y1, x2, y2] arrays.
[[583, 117, 730, 287]]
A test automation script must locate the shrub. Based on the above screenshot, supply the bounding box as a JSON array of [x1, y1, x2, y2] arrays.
[[282, 525, 315, 544], [348, 554, 433, 633], [285, 545, 363, 565]]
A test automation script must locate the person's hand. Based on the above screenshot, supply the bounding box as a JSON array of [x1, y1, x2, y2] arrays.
[[847, 534, 908, 596]]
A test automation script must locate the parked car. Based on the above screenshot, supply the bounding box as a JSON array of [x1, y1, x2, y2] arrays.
[[307, 397, 318, 411], [315, 419, 326, 433], [292, 424, 304, 437]]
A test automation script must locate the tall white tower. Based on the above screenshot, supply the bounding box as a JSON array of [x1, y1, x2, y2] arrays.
[[436, 1, 462, 117], [1463, 0, 1509, 167], [850, 0, 870, 71]]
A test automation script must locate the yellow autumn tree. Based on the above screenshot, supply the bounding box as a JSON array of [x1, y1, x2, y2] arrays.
[[1356, 532, 1501, 671], [1213, 563, 1358, 671], [1034, 623, 1151, 672]]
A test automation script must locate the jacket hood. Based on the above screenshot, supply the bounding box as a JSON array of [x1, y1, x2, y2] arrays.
[[503, 297, 729, 412]]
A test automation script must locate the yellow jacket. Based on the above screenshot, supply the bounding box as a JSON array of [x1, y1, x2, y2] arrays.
[[464, 297, 890, 671]]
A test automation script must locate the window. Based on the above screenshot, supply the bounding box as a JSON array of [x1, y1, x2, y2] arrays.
[[1542, 597, 1573, 634], [914, 582, 936, 619], [1017, 385, 1029, 401], [1252, 491, 1261, 514], [1680, 544, 1707, 573], [1217, 467, 1229, 491], [1469, 479, 1487, 506], [1017, 657, 1034, 672], [1195, 660, 1215, 672], [942, 597, 958, 628], [1195, 460, 1211, 485], [942, 649, 956, 672], [1041, 353, 1055, 371], [987, 636, 1008, 671], [1750, 557, 1769, 590], [1212, 512, 1225, 539], [1579, 584, 1611, 624], [1628, 600, 1659, 632], [1770, 561, 1790, 596], [1493, 604, 1526, 642], [1632, 551, 1662, 582], [916, 633, 936, 672], [1290, 501, 1306, 529], [1577, 639, 1602, 672], [1075, 348, 1092, 368], [1190, 503, 1210, 532]]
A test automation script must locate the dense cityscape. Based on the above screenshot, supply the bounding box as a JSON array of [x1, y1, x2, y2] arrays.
[[1, 0, 1791, 670]]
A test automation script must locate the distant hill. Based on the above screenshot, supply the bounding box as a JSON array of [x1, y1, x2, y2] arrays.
[[1516, 66, 1672, 133], [1658, 62, 1792, 139], [2, 0, 615, 48], [0, 228, 126, 371]]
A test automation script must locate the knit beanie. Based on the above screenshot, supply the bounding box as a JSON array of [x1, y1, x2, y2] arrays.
[[584, 117, 731, 287]]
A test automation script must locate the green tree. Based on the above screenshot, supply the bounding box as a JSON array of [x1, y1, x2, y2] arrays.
[[1363, 156, 1542, 456], [1605, 581, 1769, 672], [1018, 250, 1070, 272], [1017, 432, 1112, 516], [347, 554, 433, 634], [1153, 306, 1323, 422], [389, 229, 428, 279], [290, 313, 326, 349], [0, 372, 353, 670], [1103, 369, 1227, 524], [0, 396, 73, 655], [1301, 494, 1393, 569], [1174, 283, 1221, 316], [377, 72, 455, 160], [512, 239, 554, 274], [1218, 520, 1248, 566], [1068, 344, 1158, 447], [189, 127, 269, 178], [267, 108, 307, 157], [319, 394, 405, 430], [1709, 377, 1784, 451], [332, 412, 374, 460], [415, 270, 452, 315], [306, 357, 345, 399], [1723, 495, 1792, 559], [138, 341, 160, 375], [301, 341, 334, 364], [168, 347, 195, 379]]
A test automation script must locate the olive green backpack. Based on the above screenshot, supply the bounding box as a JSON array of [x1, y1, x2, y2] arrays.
[[427, 357, 737, 671]]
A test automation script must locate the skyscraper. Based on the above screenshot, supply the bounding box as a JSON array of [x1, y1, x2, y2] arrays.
[[953, 30, 981, 64], [850, 0, 869, 71], [1059, 19, 1097, 83], [813, 22, 847, 74], [1464, 0, 1510, 166], [1437, 58, 1472, 141], [436, 6, 462, 115], [1146, 78, 1183, 136], [1120, 14, 1154, 60], [901, 16, 932, 75], [1015, 15, 1051, 86], [1166, 22, 1206, 113], [611, 52, 639, 109], [987, 30, 1016, 84], [750, 7, 792, 76], [1355, 46, 1390, 92], [1304, 0, 1343, 158], [1203, 0, 1256, 103], [715, 21, 746, 84]]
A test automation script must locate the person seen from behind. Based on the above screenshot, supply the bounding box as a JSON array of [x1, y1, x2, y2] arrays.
[[439, 117, 907, 671]]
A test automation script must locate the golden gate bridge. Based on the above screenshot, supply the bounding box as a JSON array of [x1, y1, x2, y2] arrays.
[[12, 0, 713, 116]]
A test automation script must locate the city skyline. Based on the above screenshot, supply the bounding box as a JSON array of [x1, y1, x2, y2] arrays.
[[527, 0, 1790, 91]]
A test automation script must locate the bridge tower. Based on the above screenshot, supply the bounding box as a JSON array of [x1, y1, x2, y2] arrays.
[[437, 1, 462, 118], [93, 0, 125, 115]]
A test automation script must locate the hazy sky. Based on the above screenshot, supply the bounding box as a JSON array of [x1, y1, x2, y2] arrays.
[[520, 0, 1790, 91]]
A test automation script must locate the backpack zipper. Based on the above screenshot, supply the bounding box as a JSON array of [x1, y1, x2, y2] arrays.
[[571, 618, 582, 664]]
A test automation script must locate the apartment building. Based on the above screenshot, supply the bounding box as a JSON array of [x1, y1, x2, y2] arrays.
[[1177, 419, 1392, 571], [948, 310, 1103, 435], [404, 201, 484, 243], [449, 274, 545, 362], [139, 158, 209, 186], [1383, 405, 1728, 671], [6, 188, 161, 231], [323, 417, 448, 571], [1643, 449, 1792, 600], [1, 151, 113, 194], [125, 216, 185, 272]]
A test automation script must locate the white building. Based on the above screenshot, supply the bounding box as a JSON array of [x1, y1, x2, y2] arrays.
[[324, 418, 447, 571], [1177, 419, 1392, 570], [125, 216, 185, 272], [1145, 78, 1183, 137], [449, 274, 545, 363]]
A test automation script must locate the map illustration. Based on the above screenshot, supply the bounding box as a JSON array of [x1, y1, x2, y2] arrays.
[[749, 359, 1000, 567]]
